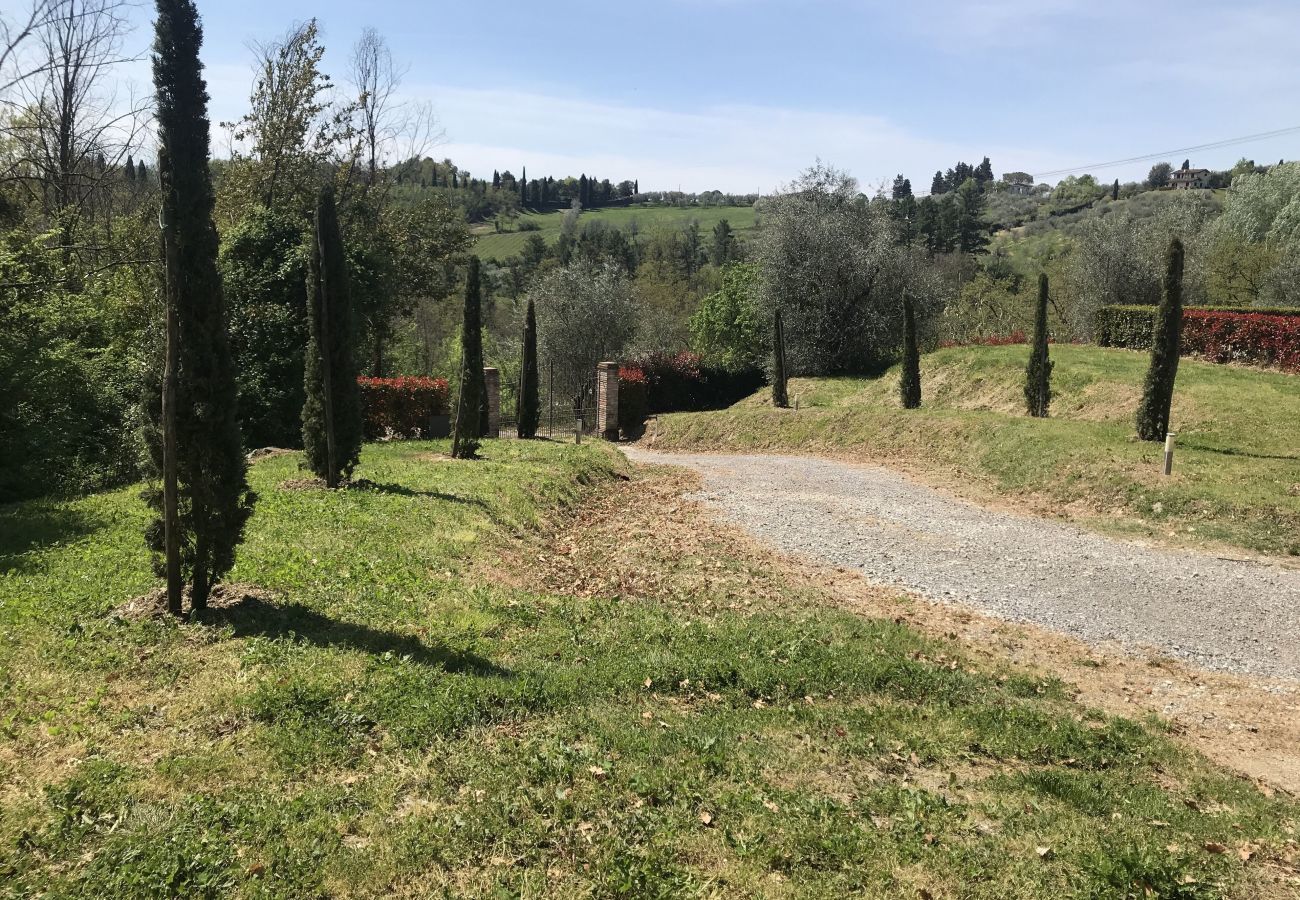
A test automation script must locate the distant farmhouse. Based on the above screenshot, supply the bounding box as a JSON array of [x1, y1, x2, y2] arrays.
[[1002, 171, 1035, 195], [1170, 163, 1210, 190]]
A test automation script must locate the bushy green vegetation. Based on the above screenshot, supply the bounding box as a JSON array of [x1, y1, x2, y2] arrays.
[[1, 440, 1295, 896], [652, 344, 1300, 556]]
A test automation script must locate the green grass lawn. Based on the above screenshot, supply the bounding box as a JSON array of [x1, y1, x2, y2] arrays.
[[474, 204, 758, 260], [1, 439, 1296, 897], [653, 344, 1300, 557]]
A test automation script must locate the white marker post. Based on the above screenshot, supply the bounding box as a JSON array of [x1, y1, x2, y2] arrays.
[[1163, 431, 1176, 476]]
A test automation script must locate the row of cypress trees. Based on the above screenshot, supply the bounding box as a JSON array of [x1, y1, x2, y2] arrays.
[[149, 0, 368, 613]]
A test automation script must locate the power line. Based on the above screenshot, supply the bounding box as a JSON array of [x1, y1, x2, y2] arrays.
[[1030, 125, 1300, 180]]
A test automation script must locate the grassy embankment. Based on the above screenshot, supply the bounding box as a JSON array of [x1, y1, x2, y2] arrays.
[[1, 439, 1297, 896], [651, 344, 1300, 557], [473, 204, 757, 260]]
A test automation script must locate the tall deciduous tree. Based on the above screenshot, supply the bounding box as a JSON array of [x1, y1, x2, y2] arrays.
[[899, 292, 921, 409], [451, 256, 485, 458], [1024, 273, 1053, 417], [302, 184, 362, 487], [517, 295, 540, 438], [1136, 238, 1184, 441], [772, 308, 789, 408], [150, 0, 253, 613]]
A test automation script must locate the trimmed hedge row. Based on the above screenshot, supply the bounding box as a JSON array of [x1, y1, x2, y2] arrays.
[[358, 376, 450, 439], [615, 352, 765, 436], [1096, 306, 1300, 373]]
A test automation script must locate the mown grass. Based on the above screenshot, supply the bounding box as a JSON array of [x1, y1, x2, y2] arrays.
[[1, 439, 1296, 897], [473, 204, 757, 260], [653, 344, 1300, 557]]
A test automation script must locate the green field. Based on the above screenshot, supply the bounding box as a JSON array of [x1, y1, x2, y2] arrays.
[[474, 204, 758, 260], [3, 439, 1296, 895], [652, 344, 1300, 557]]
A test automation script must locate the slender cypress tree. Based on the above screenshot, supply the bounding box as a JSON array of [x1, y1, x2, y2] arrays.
[[899, 292, 922, 409], [1024, 273, 1053, 417], [518, 296, 540, 438], [772, 308, 789, 408], [1136, 238, 1185, 441], [149, 0, 253, 612], [1111, 178, 1120, 201], [302, 184, 363, 487], [452, 257, 485, 459]]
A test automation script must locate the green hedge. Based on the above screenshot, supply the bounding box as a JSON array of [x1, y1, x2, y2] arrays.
[[1096, 305, 1300, 349]]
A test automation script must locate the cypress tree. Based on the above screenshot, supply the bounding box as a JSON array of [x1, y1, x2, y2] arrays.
[[1024, 273, 1053, 417], [149, 0, 253, 612], [1111, 178, 1120, 201], [1136, 238, 1185, 442], [302, 184, 362, 487], [125, 154, 136, 182], [772, 308, 789, 408], [452, 257, 486, 458], [899, 292, 922, 409], [517, 295, 540, 438]]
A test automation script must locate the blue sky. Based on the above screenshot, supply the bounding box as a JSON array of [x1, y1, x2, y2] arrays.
[[98, 0, 1300, 191]]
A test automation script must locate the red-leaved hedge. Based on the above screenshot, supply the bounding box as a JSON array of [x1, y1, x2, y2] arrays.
[[358, 376, 450, 439], [617, 366, 648, 438], [1097, 306, 1300, 373], [1181, 310, 1300, 372]]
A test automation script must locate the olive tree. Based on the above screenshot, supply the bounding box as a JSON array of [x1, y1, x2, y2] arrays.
[[755, 162, 942, 375], [531, 259, 638, 409]]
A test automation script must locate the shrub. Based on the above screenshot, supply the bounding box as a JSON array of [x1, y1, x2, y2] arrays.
[[1136, 238, 1184, 442], [629, 350, 764, 414], [899, 293, 922, 409], [617, 366, 648, 438], [939, 331, 1028, 348], [358, 376, 450, 439], [1024, 274, 1053, 418], [1097, 305, 1300, 373]]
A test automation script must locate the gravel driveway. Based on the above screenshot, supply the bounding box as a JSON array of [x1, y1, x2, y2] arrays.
[[623, 447, 1300, 680]]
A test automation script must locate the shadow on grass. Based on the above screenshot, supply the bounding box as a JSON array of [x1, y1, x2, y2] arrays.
[[349, 479, 492, 508], [1181, 443, 1300, 463], [199, 594, 508, 676], [0, 501, 99, 575]]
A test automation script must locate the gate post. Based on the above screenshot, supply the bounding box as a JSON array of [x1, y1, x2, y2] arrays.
[[483, 367, 500, 438], [595, 361, 619, 441]]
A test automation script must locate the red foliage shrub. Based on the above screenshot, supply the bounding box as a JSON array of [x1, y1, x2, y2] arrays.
[[939, 331, 1028, 349], [1181, 311, 1300, 373], [357, 376, 450, 439]]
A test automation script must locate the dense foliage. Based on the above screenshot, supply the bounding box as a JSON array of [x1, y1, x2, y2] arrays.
[[358, 376, 449, 438], [1136, 239, 1185, 442], [451, 256, 485, 459], [147, 0, 253, 607], [517, 296, 540, 438], [1024, 274, 1053, 417], [899, 293, 921, 409], [1097, 306, 1300, 373], [302, 186, 363, 486]]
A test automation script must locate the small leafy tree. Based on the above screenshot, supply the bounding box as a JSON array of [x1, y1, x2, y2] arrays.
[[451, 256, 485, 459], [302, 184, 362, 487], [899, 292, 921, 409], [150, 0, 254, 613], [1136, 238, 1185, 441], [772, 308, 789, 408], [1024, 274, 1053, 417], [517, 295, 540, 438]]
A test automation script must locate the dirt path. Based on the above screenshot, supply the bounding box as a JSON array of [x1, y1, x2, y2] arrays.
[[624, 447, 1300, 681]]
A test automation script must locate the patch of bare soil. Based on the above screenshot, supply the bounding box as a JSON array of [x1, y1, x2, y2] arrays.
[[508, 464, 1300, 801], [112, 582, 277, 620]]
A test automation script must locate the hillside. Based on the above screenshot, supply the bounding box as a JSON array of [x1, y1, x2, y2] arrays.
[[473, 204, 758, 259], [649, 344, 1300, 556]]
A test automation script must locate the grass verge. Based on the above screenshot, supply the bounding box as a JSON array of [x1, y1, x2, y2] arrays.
[[649, 344, 1300, 557], [0, 440, 1296, 897]]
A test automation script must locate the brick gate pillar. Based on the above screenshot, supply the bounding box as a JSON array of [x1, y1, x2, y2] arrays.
[[595, 361, 619, 441], [483, 367, 500, 438]]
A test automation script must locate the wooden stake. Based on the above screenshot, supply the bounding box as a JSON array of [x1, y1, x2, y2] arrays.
[[1163, 431, 1176, 476]]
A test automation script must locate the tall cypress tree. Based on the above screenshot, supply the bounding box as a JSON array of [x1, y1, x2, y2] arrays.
[[1024, 273, 1053, 417], [302, 184, 362, 487], [518, 296, 540, 438], [1111, 178, 1120, 201], [1136, 238, 1185, 441], [452, 257, 486, 459], [899, 292, 922, 409], [772, 308, 789, 408], [150, 0, 253, 612]]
